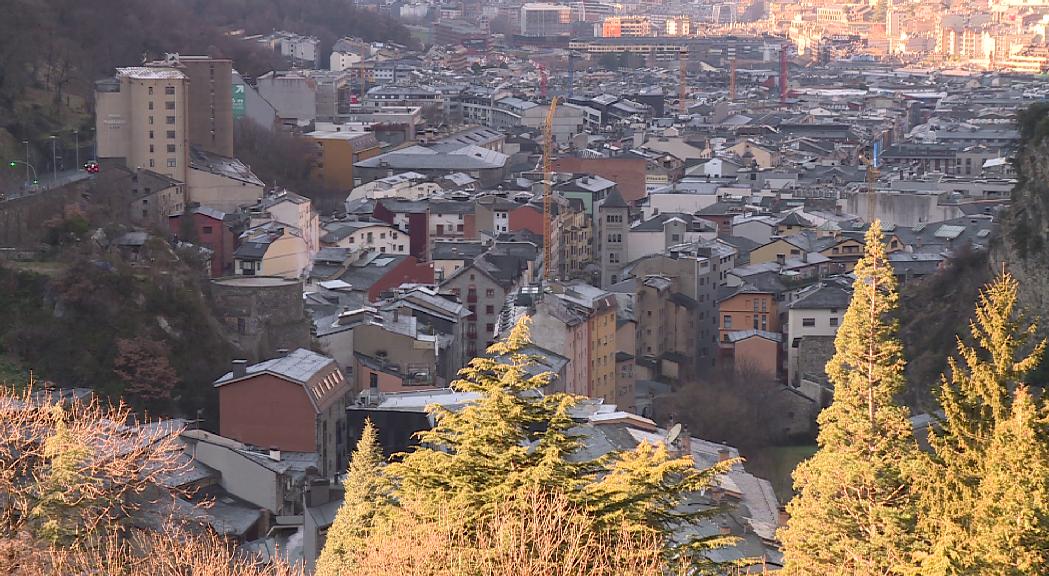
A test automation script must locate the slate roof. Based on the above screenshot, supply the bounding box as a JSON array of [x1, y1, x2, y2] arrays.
[[789, 283, 852, 310], [602, 188, 628, 208], [214, 349, 336, 386]]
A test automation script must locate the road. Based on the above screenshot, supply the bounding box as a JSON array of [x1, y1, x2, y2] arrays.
[[2, 170, 92, 201]]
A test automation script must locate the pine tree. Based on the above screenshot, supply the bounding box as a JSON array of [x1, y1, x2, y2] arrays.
[[29, 404, 99, 544], [916, 273, 1047, 575], [970, 387, 1049, 575], [315, 419, 390, 576], [367, 318, 736, 569], [778, 220, 920, 575]]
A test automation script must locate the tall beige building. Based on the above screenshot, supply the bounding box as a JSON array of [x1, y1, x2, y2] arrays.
[[95, 67, 190, 182], [176, 56, 234, 158]]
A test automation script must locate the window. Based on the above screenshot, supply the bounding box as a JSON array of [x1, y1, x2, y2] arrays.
[[802, 318, 816, 327], [380, 247, 386, 253], [165, 101, 176, 110], [149, 159, 155, 168], [392, 232, 398, 239], [167, 130, 176, 139], [607, 233, 622, 243], [608, 253, 620, 264], [606, 214, 623, 223], [366, 232, 373, 242], [723, 315, 732, 329], [380, 232, 386, 239], [148, 86, 154, 96], [148, 116, 154, 125], [165, 116, 176, 125], [762, 299, 767, 312], [202, 226, 213, 235], [164, 85, 175, 96], [829, 317, 839, 327], [671, 234, 681, 242], [486, 288, 495, 297], [167, 144, 176, 153], [486, 323, 495, 333], [369, 372, 378, 388], [148, 101, 154, 110], [167, 158, 176, 168], [761, 315, 768, 331], [753, 316, 759, 329], [149, 145, 155, 153], [456, 224, 464, 232], [752, 299, 759, 312], [398, 245, 404, 251]]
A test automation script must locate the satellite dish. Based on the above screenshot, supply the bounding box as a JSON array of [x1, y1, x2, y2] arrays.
[[666, 423, 683, 446]]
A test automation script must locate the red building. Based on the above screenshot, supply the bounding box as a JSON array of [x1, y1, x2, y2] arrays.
[[509, 204, 544, 235], [169, 205, 235, 277], [551, 156, 647, 203], [214, 349, 350, 478], [365, 256, 435, 301]]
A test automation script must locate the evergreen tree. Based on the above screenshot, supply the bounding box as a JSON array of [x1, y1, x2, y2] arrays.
[[778, 220, 920, 575], [364, 318, 737, 570], [316, 419, 390, 576], [29, 404, 99, 544], [970, 387, 1049, 575], [916, 273, 1047, 575]]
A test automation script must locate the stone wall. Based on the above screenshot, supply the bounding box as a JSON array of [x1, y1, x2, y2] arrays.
[[210, 276, 311, 363]]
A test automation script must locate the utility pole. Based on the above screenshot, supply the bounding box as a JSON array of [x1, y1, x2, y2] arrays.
[[23, 140, 29, 186], [74, 130, 80, 171]]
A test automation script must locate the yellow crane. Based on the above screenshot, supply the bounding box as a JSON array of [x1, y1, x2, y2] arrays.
[[543, 96, 559, 282]]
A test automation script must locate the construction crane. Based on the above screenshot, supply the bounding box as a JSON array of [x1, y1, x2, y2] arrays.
[[678, 48, 688, 114], [543, 96, 560, 282], [729, 57, 737, 101]]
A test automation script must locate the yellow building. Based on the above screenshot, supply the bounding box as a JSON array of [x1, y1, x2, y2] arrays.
[[588, 295, 618, 406], [304, 130, 382, 190]]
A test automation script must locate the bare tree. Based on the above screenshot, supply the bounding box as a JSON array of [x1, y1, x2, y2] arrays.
[[654, 363, 812, 451]]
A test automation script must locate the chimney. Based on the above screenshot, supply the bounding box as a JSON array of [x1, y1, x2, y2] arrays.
[[269, 447, 281, 461], [776, 254, 786, 266], [276, 348, 290, 357], [719, 524, 732, 536], [718, 447, 731, 462], [802, 251, 809, 263], [232, 359, 248, 379], [393, 308, 400, 322], [679, 425, 692, 456]]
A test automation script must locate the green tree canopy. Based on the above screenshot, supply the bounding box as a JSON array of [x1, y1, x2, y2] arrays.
[[779, 220, 921, 575], [916, 272, 1047, 575], [324, 319, 738, 573]]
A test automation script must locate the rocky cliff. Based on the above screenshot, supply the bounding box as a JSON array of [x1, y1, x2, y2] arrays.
[[991, 103, 1049, 383]]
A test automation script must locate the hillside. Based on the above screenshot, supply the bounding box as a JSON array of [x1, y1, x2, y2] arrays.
[[0, 0, 414, 170], [0, 229, 232, 422], [994, 102, 1049, 384]]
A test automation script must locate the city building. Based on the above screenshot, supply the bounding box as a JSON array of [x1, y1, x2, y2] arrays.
[[214, 349, 350, 478], [95, 66, 190, 182]]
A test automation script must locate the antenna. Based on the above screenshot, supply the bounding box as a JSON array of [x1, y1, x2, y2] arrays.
[[666, 422, 683, 446]]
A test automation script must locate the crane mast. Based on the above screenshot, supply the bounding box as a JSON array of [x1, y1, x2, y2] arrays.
[[543, 97, 559, 282]]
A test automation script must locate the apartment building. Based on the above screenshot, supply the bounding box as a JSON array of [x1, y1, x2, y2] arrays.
[[95, 66, 190, 182]]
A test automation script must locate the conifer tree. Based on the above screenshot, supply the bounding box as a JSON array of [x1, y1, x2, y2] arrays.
[[315, 419, 390, 576], [380, 318, 736, 569], [916, 273, 1046, 575], [778, 220, 920, 575], [970, 387, 1049, 575]]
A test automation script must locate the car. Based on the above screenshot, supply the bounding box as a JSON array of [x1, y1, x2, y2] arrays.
[[84, 160, 100, 174]]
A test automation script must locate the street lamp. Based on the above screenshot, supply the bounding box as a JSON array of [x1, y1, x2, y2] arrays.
[[73, 130, 79, 171], [49, 135, 57, 185], [22, 140, 29, 185]]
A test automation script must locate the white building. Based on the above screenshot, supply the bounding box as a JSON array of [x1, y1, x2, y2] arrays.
[[786, 281, 852, 402], [520, 3, 572, 37]]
